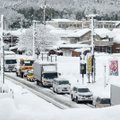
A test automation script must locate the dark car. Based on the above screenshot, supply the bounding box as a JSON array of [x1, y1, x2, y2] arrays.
[[95, 97, 111, 108], [48, 50, 63, 56]]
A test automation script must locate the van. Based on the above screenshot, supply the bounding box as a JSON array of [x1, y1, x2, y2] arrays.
[[53, 78, 71, 94]]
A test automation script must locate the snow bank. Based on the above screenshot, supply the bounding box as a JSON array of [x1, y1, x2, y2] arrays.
[[51, 105, 120, 120], [1, 98, 120, 120], [0, 98, 16, 120]]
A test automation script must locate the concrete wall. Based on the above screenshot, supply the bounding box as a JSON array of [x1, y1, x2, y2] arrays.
[[111, 84, 120, 105]]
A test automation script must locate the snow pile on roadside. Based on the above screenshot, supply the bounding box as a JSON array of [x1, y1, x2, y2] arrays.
[[1, 98, 120, 120], [0, 98, 16, 120], [52, 105, 120, 120], [0, 98, 55, 120]]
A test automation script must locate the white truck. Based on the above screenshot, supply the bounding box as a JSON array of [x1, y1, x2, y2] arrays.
[[0, 51, 17, 72], [33, 61, 58, 87], [4, 55, 17, 72]]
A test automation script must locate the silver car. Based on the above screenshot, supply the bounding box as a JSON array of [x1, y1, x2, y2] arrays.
[[53, 78, 71, 94], [71, 85, 93, 104]]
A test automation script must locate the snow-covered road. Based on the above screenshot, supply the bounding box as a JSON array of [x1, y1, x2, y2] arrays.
[[6, 72, 91, 109]]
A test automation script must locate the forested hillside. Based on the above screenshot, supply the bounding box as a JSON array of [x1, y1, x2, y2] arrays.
[[1, 0, 120, 29]]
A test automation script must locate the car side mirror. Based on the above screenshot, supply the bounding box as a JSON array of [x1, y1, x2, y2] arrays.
[[58, 73, 61, 76]]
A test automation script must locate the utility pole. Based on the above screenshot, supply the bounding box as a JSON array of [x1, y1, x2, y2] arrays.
[[0, 15, 5, 89], [32, 0, 46, 58], [32, 20, 37, 59], [43, 0, 46, 25], [87, 14, 97, 83]]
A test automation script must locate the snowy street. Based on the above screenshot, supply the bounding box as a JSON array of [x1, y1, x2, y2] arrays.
[[1, 1, 120, 118]]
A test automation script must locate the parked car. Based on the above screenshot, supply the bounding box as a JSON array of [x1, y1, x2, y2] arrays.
[[71, 85, 93, 104], [53, 78, 71, 94], [26, 70, 35, 82], [95, 97, 111, 108], [48, 50, 63, 56]]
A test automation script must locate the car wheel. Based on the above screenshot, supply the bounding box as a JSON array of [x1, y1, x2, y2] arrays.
[[76, 97, 79, 103], [71, 94, 74, 101], [89, 101, 93, 105], [53, 88, 55, 93], [56, 89, 59, 94]]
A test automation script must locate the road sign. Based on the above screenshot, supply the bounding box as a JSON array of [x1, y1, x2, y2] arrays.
[[87, 56, 92, 73], [80, 63, 86, 74], [109, 60, 118, 76]]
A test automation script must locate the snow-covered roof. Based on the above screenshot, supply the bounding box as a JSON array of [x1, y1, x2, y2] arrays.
[[49, 19, 72, 22], [74, 47, 91, 52], [4, 29, 26, 36], [35, 60, 57, 65], [50, 29, 74, 37], [66, 28, 90, 38], [94, 28, 111, 38], [59, 44, 91, 49], [9, 46, 18, 50], [115, 21, 120, 26], [108, 29, 120, 43], [114, 35, 120, 44]]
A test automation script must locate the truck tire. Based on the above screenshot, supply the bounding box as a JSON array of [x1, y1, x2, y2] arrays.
[[20, 72, 24, 78], [36, 81, 40, 86], [89, 101, 93, 105], [16, 72, 18, 76]]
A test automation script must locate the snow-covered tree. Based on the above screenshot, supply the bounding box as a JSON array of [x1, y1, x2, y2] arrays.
[[18, 24, 59, 54]]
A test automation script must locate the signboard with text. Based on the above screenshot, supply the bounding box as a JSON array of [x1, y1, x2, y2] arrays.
[[109, 60, 118, 76]]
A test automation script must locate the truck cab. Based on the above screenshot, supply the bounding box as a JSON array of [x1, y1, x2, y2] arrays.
[[41, 72, 58, 87], [3, 51, 17, 72], [34, 61, 59, 87], [16, 58, 34, 78], [4, 58, 17, 72]]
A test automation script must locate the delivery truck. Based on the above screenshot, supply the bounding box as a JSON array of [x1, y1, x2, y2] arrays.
[[33, 61, 58, 87]]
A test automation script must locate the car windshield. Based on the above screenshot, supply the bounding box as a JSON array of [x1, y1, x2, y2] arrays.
[[6, 60, 17, 64], [58, 80, 69, 85], [78, 88, 90, 92], [43, 72, 58, 79]]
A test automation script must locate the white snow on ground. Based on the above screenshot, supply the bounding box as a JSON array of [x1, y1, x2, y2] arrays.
[[1, 53, 120, 120], [0, 79, 60, 120]]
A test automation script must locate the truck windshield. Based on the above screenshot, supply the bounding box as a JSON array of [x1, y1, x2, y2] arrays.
[[59, 80, 69, 85], [24, 60, 34, 66], [43, 72, 58, 79], [6, 60, 17, 64], [78, 88, 90, 92]]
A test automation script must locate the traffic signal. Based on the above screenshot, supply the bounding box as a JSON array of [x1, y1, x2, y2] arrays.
[[80, 63, 86, 74]]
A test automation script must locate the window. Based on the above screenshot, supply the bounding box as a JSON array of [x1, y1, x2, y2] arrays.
[[58, 80, 69, 85], [78, 88, 90, 92]]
